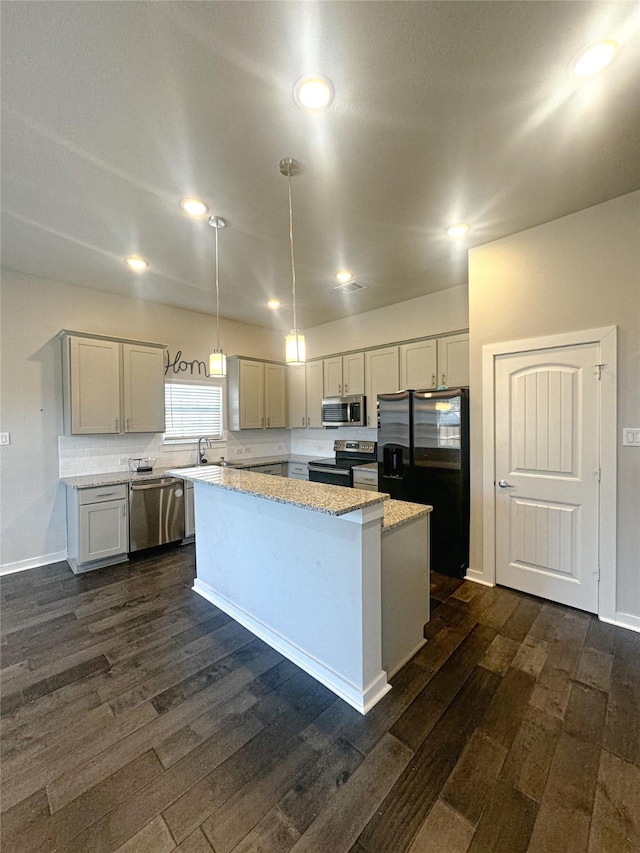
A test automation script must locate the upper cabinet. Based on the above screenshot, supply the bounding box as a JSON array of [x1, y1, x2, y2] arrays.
[[227, 357, 287, 430], [323, 352, 365, 397], [365, 347, 400, 427], [61, 333, 166, 435], [305, 361, 324, 428], [399, 340, 437, 390], [437, 332, 469, 388], [287, 364, 307, 429], [398, 333, 469, 390]]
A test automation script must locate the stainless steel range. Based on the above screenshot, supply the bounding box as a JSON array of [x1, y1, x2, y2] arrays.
[[308, 440, 377, 487]]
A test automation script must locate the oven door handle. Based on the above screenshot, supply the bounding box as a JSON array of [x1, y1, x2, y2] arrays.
[[309, 466, 350, 476]]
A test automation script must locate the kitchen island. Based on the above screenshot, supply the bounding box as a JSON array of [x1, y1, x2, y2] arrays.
[[169, 466, 431, 714]]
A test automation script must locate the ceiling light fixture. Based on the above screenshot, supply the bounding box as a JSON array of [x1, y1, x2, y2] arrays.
[[207, 216, 227, 377], [445, 222, 471, 239], [570, 39, 619, 78], [279, 157, 306, 365], [335, 270, 354, 284], [180, 197, 209, 217], [266, 299, 281, 310], [125, 256, 148, 271], [293, 75, 334, 110]]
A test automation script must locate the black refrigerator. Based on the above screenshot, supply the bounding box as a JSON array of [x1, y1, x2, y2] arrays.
[[377, 387, 470, 578]]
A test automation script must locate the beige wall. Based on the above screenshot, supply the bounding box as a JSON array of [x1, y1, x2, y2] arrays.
[[0, 272, 282, 569], [304, 285, 468, 357], [468, 191, 640, 619]]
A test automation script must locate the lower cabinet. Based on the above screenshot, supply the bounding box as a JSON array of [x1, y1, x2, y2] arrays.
[[66, 484, 128, 573]]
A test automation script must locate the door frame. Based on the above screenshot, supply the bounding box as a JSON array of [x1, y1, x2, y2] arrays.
[[481, 326, 617, 621]]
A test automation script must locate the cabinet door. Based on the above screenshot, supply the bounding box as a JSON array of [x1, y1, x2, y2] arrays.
[[238, 360, 265, 429], [69, 337, 121, 434], [365, 347, 399, 427], [343, 352, 365, 395], [79, 499, 128, 563], [399, 340, 437, 390], [323, 356, 343, 397], [437, 333, 469, 388], [264, 363, 287, 428], [305, 361, 324, 428], [288, 364, 307, 428], [122, 344, 166, 433]]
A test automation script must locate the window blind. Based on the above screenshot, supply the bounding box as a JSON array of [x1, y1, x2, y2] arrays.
[[164, 381, 223, 441]]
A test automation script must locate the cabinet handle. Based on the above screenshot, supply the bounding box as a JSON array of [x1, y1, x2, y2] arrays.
[[302, 417, 305, 426], [126, 418, 130, 431], [432, 373, 436, 387], [115, 417, 119, 432], [442, 373, 446, 385], [344, 383, 348, 393], [338, 383, 342, 393], [122, 504, 126, 518]]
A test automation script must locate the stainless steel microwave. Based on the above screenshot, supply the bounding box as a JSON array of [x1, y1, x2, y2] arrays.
[[321, 395, 366, 427]]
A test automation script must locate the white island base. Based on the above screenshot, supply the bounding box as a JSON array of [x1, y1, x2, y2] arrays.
[[191, 478, 391, 714]]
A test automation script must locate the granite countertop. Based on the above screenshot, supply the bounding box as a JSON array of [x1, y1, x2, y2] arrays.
[[215, 454, 316, 469], [382, 499, 432, 534], [168, 465, 388, 517]]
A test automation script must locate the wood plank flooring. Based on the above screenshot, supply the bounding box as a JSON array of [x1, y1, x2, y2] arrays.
[[1, 545, 639, 852]]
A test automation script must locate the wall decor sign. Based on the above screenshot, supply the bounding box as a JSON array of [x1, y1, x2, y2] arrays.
[[165, 349, 213, 378]]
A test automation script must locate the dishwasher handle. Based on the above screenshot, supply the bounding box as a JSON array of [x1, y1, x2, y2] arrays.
[[130, 478, 183, 491]]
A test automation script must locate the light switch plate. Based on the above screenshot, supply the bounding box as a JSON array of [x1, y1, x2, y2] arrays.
[[622, 428, 640, 446], [0, 432, 10, 446]]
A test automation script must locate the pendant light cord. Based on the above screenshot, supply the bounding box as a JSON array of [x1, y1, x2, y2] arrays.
[[215, 221, 220, 351], [288, 176, 297, 332]]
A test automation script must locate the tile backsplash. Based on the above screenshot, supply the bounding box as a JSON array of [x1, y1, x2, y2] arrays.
[[58, 429, 294, 477]]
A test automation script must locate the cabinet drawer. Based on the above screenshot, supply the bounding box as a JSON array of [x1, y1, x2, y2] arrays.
[[288, 462, 308, 477], [353, 471, 378, 485], [79, 484, 128, 505]]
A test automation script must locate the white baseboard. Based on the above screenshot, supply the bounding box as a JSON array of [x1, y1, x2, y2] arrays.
[[464, 569, 494, 587], [600, 611, 640, 634], [193, 577, 391, 714], [0, 551, 67, 576]]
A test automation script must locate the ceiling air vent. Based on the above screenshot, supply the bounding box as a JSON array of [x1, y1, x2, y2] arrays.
[[334, 281, 367, 295]]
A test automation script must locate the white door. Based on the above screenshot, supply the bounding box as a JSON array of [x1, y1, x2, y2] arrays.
[[494, 342, 600, 612]]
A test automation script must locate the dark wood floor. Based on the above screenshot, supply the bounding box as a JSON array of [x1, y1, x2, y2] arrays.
[[1, 545, 638, 853]]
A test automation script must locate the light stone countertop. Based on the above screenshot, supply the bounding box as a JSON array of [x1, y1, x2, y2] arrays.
[[382, 499, 432, 535], [168, 465, 388, 517]]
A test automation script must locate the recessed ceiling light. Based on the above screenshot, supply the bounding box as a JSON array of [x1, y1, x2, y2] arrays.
[[179, 197, 209, 217], [125, 256, 148, 271], [445, 222, 470, 239], [335, 270, 354, 284], [266, 299, 281, 310], [570, 39, 619, 78], [293, 75, 334, 110]]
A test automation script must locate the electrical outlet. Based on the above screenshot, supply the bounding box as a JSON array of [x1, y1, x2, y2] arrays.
[[622, 428, 640, 446], [0, 432, 10, 446]]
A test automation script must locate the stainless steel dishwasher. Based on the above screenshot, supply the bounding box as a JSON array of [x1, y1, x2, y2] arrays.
[[128, 477, 185, 552]]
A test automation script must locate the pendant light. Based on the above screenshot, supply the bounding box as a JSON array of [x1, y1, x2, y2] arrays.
[[279, 158, 306, 365], [208, 216, 227, 377]]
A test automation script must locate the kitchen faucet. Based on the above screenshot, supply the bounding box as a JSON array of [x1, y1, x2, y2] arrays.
[[197, 436, 211, 465]]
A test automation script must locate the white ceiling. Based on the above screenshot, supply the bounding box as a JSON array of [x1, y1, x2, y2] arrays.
[[1, 1, 639, 330]]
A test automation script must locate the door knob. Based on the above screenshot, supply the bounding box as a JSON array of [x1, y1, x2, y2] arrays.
[[498, 480, 514, 488]]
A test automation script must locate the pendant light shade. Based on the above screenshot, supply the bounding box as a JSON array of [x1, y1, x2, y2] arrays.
[[279, 158, 306, 365], [207, 216, 227, 377], [285, 331, 306, 365]]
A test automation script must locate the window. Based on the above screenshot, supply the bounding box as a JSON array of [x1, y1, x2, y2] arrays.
[[164, 380, 224, 442]]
